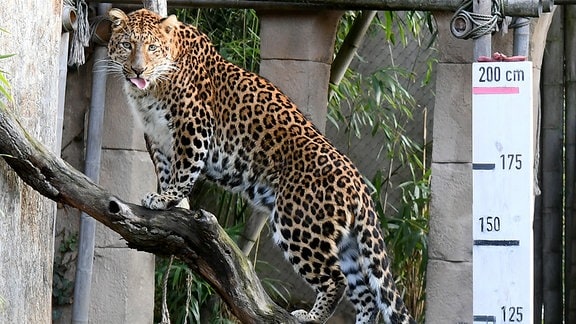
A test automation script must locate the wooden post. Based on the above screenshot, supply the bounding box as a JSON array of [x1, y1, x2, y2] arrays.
[[566, 5, 576, 322], [0, 1, 61, 323], [539, 8, 565, 322]]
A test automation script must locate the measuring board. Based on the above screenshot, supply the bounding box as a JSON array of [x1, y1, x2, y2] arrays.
[[472, 61, 534, 324]]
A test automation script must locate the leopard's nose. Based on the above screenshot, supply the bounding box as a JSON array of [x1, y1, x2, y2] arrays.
[[131, 66, 145, 76]]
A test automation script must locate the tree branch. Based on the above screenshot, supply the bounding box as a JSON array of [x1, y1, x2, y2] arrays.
[[0, 103, 298, 324]]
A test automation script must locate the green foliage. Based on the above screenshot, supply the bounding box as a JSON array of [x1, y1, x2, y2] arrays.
[[0, 28, 13, 102], [329, 66, 417, 142], [154, 257, 235, 324], [329, 11, 434, 322], [173, 8, 260, 72], [52, 230, 78, 320], [375, 11, 436, 47], [372, 168, 429, 321], [154, 9, 261, 323]]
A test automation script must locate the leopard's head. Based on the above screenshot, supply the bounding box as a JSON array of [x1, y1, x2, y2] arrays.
[[107, 8, 179, 90]]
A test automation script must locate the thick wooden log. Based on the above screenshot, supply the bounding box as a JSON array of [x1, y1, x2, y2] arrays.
[[93, 0, 553, 16], [0, 103, 298, 324]]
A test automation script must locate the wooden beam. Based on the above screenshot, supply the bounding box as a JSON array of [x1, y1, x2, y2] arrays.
[[94, 0, 462, 11], [91, 0, 562, 16]]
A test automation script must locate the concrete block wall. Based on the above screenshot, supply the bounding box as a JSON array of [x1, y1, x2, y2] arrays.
[[426, 11, 554, 324], [90, 68, 156, 323], [426, 13, 474, 323], [427, 12, 519, 322], [259, 10, 342, 132], [55, 55, 156, 323]]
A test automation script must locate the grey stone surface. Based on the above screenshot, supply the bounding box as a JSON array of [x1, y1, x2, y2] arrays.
[[431, 63, 472, 164], [99, 149, 156, 203], [259, 11, 342, 63], [96, 149, 156, 248], [102, 78, 148, 151], [433, 12, 473, 64], [427, 12, 474, 321], [92, 86, 156, 321], [425, 259, 472, 323], [259, 59, 331, 130], [429, 162, 472, 262], [90, 247, 155, 324]]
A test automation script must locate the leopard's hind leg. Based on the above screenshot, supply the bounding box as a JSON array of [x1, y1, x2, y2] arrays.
[[271, 211, 347, 323]]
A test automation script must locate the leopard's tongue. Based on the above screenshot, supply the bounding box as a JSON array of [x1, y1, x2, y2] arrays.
[[129, 78, 148, 89]]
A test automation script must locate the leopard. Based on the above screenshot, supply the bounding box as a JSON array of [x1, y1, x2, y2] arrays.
[[107, 8, 416, 324]]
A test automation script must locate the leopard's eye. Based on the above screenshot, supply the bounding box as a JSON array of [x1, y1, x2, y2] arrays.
[[121, 42, 132, 50], [148, 44, 158, 51]]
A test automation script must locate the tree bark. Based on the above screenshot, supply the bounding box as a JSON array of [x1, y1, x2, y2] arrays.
[[0, 103, 298, 324]]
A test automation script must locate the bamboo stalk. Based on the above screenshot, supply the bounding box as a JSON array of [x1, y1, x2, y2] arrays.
[[330, 11, 376, 88]]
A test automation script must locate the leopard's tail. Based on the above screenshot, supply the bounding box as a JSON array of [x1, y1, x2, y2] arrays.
[[355, 209, 417, 324]]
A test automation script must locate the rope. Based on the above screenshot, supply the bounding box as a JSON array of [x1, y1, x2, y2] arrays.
[[509, 17, 531, 29], [183, 268, 193, 324], [65, 0, 90, 66], [159, 256, 175, 324], [451, 0, 505, 39]]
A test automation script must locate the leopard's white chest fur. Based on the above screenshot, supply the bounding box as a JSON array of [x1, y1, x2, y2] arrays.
[[126, 87, 173, 158]]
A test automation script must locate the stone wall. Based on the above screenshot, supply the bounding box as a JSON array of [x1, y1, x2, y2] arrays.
[[425, 11, 554, 323], [54, 50, 156, 324]]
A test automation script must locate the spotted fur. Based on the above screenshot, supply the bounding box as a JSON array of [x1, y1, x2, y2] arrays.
[[107, 8, 416, 324]]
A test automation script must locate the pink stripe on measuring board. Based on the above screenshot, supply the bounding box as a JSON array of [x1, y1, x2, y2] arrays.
[[473, 86, 520, 95]]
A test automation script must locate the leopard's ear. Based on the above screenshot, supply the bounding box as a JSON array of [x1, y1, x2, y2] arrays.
[[159, 15, 179, 34], [108, 8, 128, 31]]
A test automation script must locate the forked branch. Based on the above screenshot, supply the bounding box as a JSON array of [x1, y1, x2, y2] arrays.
[[0, 104, 298, 324]]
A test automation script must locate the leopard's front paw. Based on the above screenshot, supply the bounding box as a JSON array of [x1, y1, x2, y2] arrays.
[[142, 192, 180, 210], [291, 309, 322, 324]]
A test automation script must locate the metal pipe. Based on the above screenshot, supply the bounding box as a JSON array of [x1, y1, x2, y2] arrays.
[[504, 0, 542, 16], [473, 0, 492, 59], [93, 0, 552, 16], [71, 3, 111, 323], [61, 6, 77, 32], [512, 18, 530, 56]]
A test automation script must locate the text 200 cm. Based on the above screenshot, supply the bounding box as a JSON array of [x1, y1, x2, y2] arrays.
[[478, 66, 525, 82]]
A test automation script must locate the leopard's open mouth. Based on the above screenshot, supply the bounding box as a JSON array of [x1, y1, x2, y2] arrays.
[[129, 77, 148, 89]]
